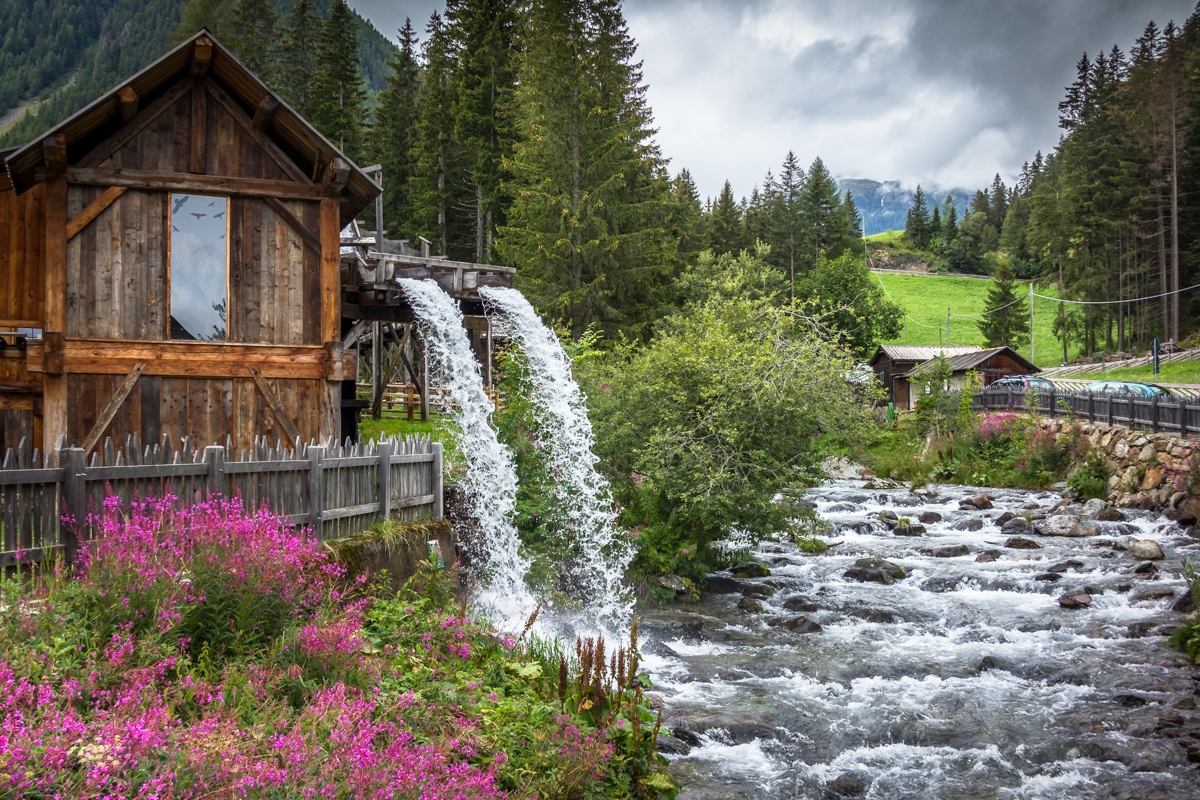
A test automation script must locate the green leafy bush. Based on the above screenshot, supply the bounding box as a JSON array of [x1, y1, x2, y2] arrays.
[[1169, 560, 1200, 662], [1067, 454, 1110, 500]]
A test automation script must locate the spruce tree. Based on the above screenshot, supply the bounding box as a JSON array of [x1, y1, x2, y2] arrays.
[[941, 196, 958, 244], [801, 157, 845, 266], [977, 257, 1030, 349], [930, 203, 941, 242], [312, 0, 367, 159], [497, 0, 675, 339], [451, 0, 518, 262], [707, 181, 744, 256], [988, 173, 1008, 229], [233, 0, 278, 85], [671, 168, 706, 263], [904, 184, 930, 247], [411, 11, 471, 259], [842, 190, 863, 241], [766, 152, 805, 298], [371, 18, 421, 242], [278, 0, 320, 118]]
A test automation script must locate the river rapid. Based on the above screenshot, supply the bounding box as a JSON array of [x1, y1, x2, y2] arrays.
[[638, 480, 1200, 800]]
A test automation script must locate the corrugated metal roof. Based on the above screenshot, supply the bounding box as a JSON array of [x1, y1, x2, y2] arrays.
[[876, 345, 981, 362], [903, 346, 1040, 376]]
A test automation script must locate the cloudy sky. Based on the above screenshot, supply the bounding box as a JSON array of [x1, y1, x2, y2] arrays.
[[350, 0, 1193, 199]]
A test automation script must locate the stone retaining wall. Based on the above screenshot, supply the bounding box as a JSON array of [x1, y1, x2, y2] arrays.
[[1040, 419, 1195, 512]]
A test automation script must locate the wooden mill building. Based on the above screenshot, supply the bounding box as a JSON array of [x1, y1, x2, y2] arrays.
[[870, 344, 1039, 409], [0, 30, 382, 459]]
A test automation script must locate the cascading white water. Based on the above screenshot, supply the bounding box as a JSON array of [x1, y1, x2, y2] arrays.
[[480, 287, 632, 623], [398, 279, 533, 620]]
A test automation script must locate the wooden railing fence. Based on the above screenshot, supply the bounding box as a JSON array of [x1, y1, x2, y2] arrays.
[[972, 386, 1200, 437], [0, 433, 443, 569]]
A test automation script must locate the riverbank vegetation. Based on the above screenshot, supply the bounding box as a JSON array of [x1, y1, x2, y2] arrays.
[[0, 499, 673, 798]]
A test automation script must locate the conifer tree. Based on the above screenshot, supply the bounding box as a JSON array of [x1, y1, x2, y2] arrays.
[[312, 0, 367, 159], [371, 18, 421, 241], [670, 168, 706, 263], [988, 173, 1008, 229], [707, 181, 745, 256], [411, 11, 471, 258], [904, 184, 930, 247], [233, 0, 278, 85], [941, 196, 958, 244], [451, 0, 518, 262], [977, 257, 1029, 349], [278, 0, 320, 118], [497, 0, 675, 339], [766, 152, 805, 298], [930, 204, 941, 242], [843, 190, 863, 241], [801, 157, 845, 266]]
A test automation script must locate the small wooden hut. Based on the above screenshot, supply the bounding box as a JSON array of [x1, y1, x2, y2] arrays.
[[0, 30, 380, 459]]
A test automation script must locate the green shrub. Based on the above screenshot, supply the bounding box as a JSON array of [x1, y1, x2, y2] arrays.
[[1067, 454, 1110, 500], [1169, 561, 1200, 662]]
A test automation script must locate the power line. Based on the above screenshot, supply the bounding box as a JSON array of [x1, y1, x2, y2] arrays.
[[1033, 283, 1200, 306]]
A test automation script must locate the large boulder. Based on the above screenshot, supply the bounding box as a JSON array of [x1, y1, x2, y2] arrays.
[[1059, 592, 1093, 609], [778, 616, 822, 633], [952, 518, 984, 532], [1035, 516, 1096, 538], [843, 566, 894, 585], [737, 597, 764, 612], [923, 545, 970, 558], [782, 596, 819, 612], [854, 557, 907, 580], [1001, 518, 1030, 535], [1127, 540, 1165, 561], [919, 511, 943, 524], [742, 584, 775, 599], [657, 574, 687, 593], [893, 522, 922, 537], [705, 575, 742, 594]]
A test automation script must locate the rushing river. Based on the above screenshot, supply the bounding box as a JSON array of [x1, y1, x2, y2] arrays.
[[638, 480, 1200, 800]]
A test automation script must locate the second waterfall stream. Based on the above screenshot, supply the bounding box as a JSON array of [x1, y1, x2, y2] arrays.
[[481, 287, 632, 624]]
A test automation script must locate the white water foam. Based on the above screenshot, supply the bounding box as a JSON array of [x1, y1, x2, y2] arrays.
[[480, 287, 632, 623], [399, 279, 534, 623]]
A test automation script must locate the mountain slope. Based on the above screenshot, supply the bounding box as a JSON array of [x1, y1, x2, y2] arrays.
[[840, 178, 972, 236], [0, 0, 397, 148]]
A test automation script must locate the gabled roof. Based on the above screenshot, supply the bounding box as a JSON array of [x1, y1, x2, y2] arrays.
[[904, 346, 1040, 376], [870, 345, 981, 365], [2, 30, 378, 224]]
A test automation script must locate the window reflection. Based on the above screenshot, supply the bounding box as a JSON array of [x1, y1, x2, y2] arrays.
[[169, 194, 227, 341]]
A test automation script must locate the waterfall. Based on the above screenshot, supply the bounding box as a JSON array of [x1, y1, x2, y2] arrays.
[[398, 279, 533, 620], [480, 287, 632, 623]]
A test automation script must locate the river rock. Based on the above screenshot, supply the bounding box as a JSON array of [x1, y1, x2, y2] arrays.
[[976, 553, 998, 563], [1099, 505, 1126, 522], [737, 597, 764, 612], [1036, 516, 1096, 537], [919, 511, 943, 524], [731, 562, 771, 578], [783, 596, 819, 612], [1132, 586, 1177, 602], [826, 502, 858, 513], [1127, 540, 1165, 560], [893, 522, 921, 536], [1020, 501, 1042, 510], [1006, 536, 1041, 549], [779, 616, 823, 633], [923, 545, 970, 558], [843, 566, 894, 585], [1047, 559, 1085, 573], [863, 478, 904, 490], [952, 518, 984, 532], [1001, 518, 1030, 535], [1060, 592, 1093, 609], [854, 557, 907, 579], [657, 574, 687, 593], [705, 575, 742, 594], [1173, 592, 1196, 613], [966, 493, 994, 509], [1132, 560, 1158, 575], [742, 584, 775, 599], [923, 575, 963, 592], [995, 511, 1016, 525], [1036, 572, 1063, 581], [1112, 535, 1137, 551]]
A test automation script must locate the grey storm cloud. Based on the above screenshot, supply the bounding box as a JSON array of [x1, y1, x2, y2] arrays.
[[351, 0, 1195, 198]]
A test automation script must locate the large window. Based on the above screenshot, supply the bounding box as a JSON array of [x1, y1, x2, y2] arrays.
[[169, 193, 228, 341]]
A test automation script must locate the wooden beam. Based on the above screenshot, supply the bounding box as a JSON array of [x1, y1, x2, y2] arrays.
[[340, 319, 369, 349], [42, 134, 66, 178], [373, 325, 411, 419], [321, 158, 351, 197], [67, 168, 322, 201], [191, 36, 213, 77], [67, 186, 127, 240], [78, 77, 195, 170], [264, 196, 321, 252], [190, 78, 207, 174], [80, 362, 145, 454], [247, 365, 303, 444], [0, 319, 43, 329], [43, 169, 68, 452], [24, 338, 345, 380], [204, 80, 310, 185], [252, 95, 279, 131], [320, 196, 341, 345], [117, 85, 139, 124]]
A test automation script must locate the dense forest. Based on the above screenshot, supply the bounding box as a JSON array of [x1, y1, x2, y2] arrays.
[[890, 8, 1200, 361], [0, 0, 396, 147]]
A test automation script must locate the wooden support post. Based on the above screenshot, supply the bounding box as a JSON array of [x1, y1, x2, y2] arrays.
[[421, 343, 429, 421], [80, 362, 145, 455], [308, 445, 325, 538], [43, 134, 68, 454], [191, 36, 213, 76], [432, 442, 443, 520], [247, 365, 303, 444], [406, 383, 414, 421], [68, 186, 127, 240], [60, 445, 86, 560], [204, 444, 228, 499], [371, 322, 382, 420], [1152, 394, 1160, 433], [251, 95, 279, 131], [378, 440, 392, 520], [320, 195, 341, 443]]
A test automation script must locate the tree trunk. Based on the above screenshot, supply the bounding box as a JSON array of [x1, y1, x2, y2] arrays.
[[1172, 95, 1181, 343], [475, 184, 484, 262], [1159, 195, 1170, 338]]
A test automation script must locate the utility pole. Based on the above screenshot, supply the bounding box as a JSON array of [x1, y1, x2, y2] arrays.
[[1029, 283, 1035, 364], [946, 307, 951, 347]]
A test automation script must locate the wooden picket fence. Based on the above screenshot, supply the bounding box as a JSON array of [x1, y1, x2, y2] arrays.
[[0, 432, 443, 569], [973, 386, 1200, 436]]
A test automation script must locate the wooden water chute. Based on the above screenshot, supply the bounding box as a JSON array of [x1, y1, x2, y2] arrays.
[[0, 29, 381, 461]]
